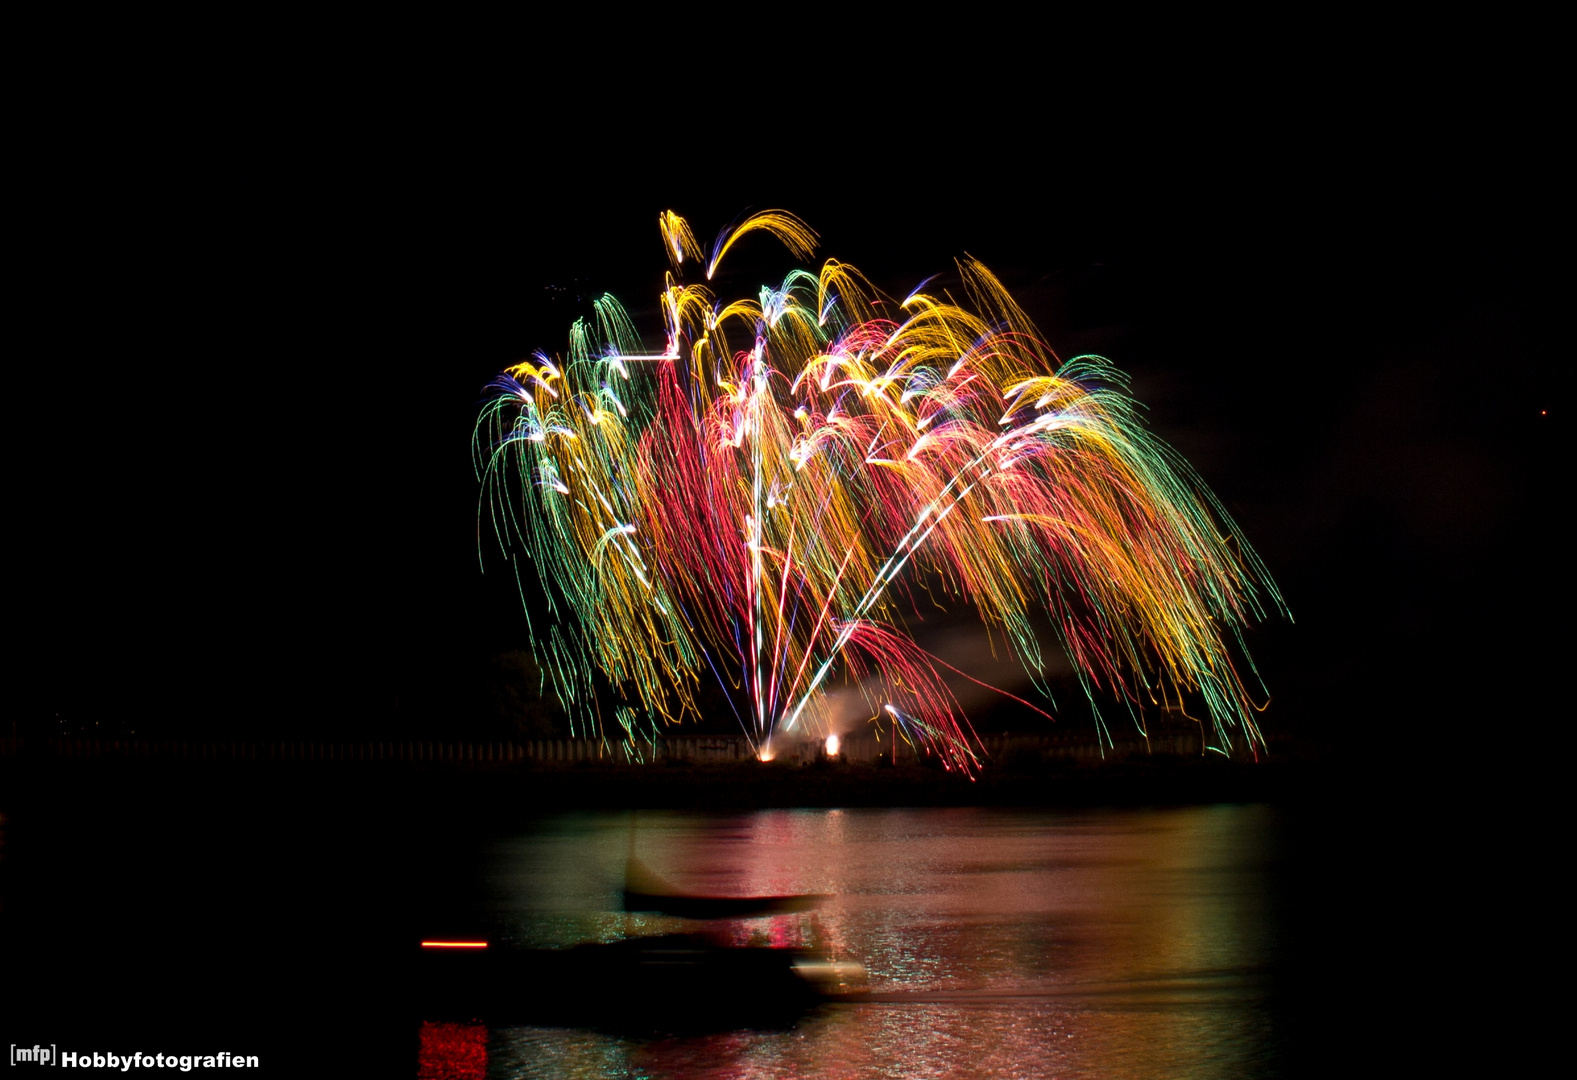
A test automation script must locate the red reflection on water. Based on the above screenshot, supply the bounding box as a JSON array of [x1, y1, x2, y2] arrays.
[[768, 914, 797, 948], [418, 1020, 487, 1080]]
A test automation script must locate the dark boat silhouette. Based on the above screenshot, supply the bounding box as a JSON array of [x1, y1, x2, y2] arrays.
[[416, 859, 861, 1030], [621, 856, 829, 919], [416, 934, 856, 1030]]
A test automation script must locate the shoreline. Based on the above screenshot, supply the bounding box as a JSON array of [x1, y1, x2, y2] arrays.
[[2, 751, 1319, 813]]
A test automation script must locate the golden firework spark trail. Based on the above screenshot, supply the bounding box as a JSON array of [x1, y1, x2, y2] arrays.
[[476, 212, 1285, 772]]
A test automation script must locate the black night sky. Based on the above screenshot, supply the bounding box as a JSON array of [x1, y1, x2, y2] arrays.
[[23, 91, 1558, 765]]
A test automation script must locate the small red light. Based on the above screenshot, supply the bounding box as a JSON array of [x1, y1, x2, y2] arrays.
[[421, 941, 489, 948]]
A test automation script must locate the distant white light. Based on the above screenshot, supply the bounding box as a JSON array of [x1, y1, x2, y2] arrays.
[[825, 734, 841, 757]]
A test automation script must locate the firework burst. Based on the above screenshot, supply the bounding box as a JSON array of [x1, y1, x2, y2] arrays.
[[476, 211, 1284, 772]]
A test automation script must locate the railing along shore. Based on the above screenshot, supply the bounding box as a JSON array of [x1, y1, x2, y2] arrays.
[[1, 729, 1219, 766]]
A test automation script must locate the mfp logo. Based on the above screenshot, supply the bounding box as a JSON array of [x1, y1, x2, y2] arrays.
[[10, 1044, 56, 1065]]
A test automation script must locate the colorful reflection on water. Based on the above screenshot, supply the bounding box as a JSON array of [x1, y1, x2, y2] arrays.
[[432, 805, 1283, 1079]]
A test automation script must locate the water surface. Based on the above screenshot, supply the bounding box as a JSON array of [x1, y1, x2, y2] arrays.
[[424, 804, 1287, 1079]]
